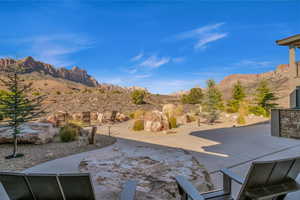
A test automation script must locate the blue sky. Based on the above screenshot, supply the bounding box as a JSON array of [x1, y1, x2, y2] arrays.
[[0, 0, 299, 94]]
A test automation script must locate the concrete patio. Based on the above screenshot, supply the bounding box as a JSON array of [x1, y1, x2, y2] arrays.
[[1, 122, 300, 199]]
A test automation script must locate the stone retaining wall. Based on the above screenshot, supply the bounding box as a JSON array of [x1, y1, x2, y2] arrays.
[[271, 109, 300, 139]]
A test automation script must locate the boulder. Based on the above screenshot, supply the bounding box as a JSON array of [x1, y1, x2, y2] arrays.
[[162, 104, 176, 117], [115, 113, 129, 122], [91, 112, 99, 121], [47, 111, 69, 127], [103, 111, 118, 122], [0, 122, 58, 144], [144, 110, 169, 132]]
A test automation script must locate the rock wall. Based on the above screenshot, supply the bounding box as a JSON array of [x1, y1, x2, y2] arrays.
[[271, 109, 300, 139]]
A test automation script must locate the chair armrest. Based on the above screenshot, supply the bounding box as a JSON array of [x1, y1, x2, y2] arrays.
[[175, 176, 204, 200], [120, 180, 137, 200], [220, 168, 244, 185]]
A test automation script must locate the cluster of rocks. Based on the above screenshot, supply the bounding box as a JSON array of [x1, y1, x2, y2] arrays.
[[80, 143, 212, 200], [0, 122, 58, 144], [47, 111, 129, 127], [133, 104, 196, 132]]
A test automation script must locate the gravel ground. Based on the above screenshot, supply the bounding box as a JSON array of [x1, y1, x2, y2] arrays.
[[0, 135, 116, 172]]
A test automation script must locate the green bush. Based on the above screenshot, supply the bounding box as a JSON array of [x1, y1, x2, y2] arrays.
[[181, 88, 203, 104], [226, 100, 239, 113], [237, 115, 246, 125], [133, 120, 144, 131], [131, 90, 145, 105], [133, 109, 145, 119], [0, 113, 3, 121], [59, 124, 80, 142], [32, 91, 41, 96], [169, 116, 177, 129], [249, 106, 268, 117], [129, 112, 135, 119]]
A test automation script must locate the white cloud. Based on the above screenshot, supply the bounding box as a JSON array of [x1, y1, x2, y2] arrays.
[[130, 52, 144, 61], [175, 22, 228, 50], [140, 55, 170, 68], [134, 74, 152, 79], [195, 33, 228, 49], [18, 34, 94, 67]]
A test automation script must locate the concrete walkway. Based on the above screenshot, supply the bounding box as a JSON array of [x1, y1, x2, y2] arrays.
[[1, 122, 300, 199]]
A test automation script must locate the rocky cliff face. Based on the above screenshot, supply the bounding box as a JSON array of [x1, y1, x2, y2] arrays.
[[0, 57, 99, 87]]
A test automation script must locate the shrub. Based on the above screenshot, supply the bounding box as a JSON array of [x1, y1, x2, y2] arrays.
[[0, 113, 3, 121], [32, 91, 41, 96], [237, 115, 246, 125], [129, 112, 135, 119], [226, 100, 239, 113], [169, 116, 177, 129], [112, 90, 122, 94], [59, 123, 80, 142], [133, 109, 145, 119], [249, 105, 268, 117], [56, 91, 61, 95], [131, 90, 145, 105], [133, 120, 144, 131], [181, 88, 203, 104]]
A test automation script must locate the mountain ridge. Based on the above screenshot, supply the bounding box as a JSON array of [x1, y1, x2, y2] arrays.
[[0, 56, 99, 87]]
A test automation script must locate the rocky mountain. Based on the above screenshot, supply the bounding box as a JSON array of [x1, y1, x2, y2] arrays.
[[0, 56, 98, 87], [218, 62, 300, 108]]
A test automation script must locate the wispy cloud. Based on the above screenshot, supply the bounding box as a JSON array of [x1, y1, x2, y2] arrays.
[[130, 52, 144, 61], [18, 34, 94, 67], [234, 60, 272, 68], [140, 55, 171, 68], [176, 22, 228, 50]]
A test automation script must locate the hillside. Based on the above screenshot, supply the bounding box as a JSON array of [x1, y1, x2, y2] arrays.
[[0, 57, 180, 115], [218, 62, 300, 108]]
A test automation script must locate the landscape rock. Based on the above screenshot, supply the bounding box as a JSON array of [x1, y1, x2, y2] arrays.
[[80, 142, 212, 200], [144, 110, 169, 132], [162, 104, 176, 117], [0, 122, 58, 144]]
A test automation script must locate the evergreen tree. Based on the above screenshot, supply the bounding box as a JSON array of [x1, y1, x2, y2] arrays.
[[181, 87, 203, 104], [203, 79, 224, 123], [254, 80, 278, 116], [227, 81, 246, 113], [0, 64, 46, 159]]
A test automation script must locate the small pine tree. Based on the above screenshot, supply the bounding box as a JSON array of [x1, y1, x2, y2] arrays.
[[226, 81, 246, 113], [0, 64, 46, 159], [131, 90, 145, 105], [203, 79, 223, 123], [255, 80, 278, 116]]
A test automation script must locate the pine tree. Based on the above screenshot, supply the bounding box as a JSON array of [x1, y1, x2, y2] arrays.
[[254, 80, 278, 116], [203, 79, 223, 123], [0, 64, 46, 159], [227, 81, 246, 113]]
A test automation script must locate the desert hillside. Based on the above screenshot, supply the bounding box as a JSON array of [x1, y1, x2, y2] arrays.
[[218, 62, 300, 108], [0, 57, 180, 115]]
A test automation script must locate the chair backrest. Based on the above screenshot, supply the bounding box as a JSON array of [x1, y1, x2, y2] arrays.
[[58, 173, 95, 200], [0, 172, 35, 200], [237, 156, 300, 200], [26, 173, 64, 200]]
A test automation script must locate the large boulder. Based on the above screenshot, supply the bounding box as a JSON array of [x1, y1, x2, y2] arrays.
[[115, 112, 129, 122], [0, 122, 58, 144], [162, 104, 176, 117], [144, 110, 169, 132]]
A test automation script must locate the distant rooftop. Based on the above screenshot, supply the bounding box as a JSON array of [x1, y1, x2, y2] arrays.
[[276, 34, 300, 48]]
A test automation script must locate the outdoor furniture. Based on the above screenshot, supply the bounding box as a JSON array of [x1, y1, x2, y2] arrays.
[[0, 172, 137, 200], [176, 156, 300, 200]]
